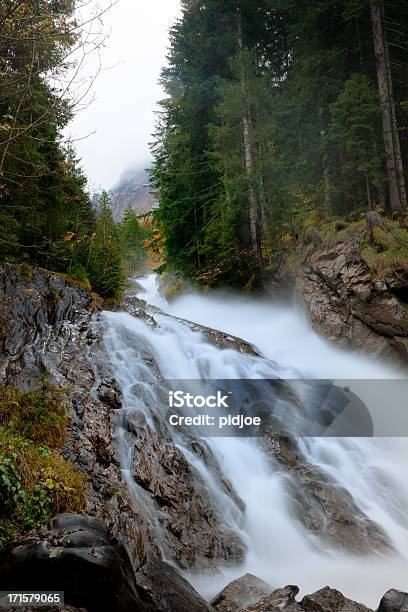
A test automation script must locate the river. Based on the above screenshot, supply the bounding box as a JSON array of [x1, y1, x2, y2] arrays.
[[102, 273, 408, 609]]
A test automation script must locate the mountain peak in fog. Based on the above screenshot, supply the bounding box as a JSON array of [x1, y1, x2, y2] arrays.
[[110, 167, 157, 221]]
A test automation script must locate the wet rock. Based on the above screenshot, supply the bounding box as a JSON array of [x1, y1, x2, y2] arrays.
[[377, 589, 408, 612], [287, 239, 408, 369], [135, 558, 214, 611], [120, 281, 261, 356], [73, 393, 85, 418], [120, 294, 157, 327], [0, 265, 92, 387], [301, 587, 372, 611], [212, 573, 273, 610], [97, 377, 122, 409], [245, 585, 302, 611], [0, 514, 143, 612], [260, 427, 392, 555], [127, 411, 246, 569], [171, 315, 261, 356], [0, 265, 158, 570], [351, 299, 408, 338], [217, 581, 373, 612]]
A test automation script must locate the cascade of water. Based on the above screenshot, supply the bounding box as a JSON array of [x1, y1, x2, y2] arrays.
[[102, 274, 408, 608]]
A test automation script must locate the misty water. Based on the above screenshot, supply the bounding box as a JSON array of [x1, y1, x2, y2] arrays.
[[103, 274, 408, 608]]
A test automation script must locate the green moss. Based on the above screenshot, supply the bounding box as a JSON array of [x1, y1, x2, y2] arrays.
[[287, 252, 305, 264], [45, 285, 63, 306], [303, 209, 322, 230], [360, 245, 408, 278], [372, 226, 399, 251], [390, 227, 408, 250], [336, 218, 366, 241], [360, 245, 378, 271], [0, 384, 86, 549], [319, 219, 340, 242], [0, 384, 67, 447], [302, 211, 366, 245], [164, 279, 185, 301], [159, 272, 188, 300], [19, 263, 33, 279], [65, 265, 92, 292]]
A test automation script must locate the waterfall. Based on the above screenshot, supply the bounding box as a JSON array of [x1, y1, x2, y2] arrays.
[[102, 274, 408, 609]]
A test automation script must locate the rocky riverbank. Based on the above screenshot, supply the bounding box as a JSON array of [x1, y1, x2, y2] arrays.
[[0, 264, 248, 571], [272, 214, 408, 370], [210, 573, 408, 611]]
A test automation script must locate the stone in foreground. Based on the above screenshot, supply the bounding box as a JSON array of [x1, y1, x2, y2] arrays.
[[245, 585, 302, 611], [301, 587, 372, 612], [135, 558, 214, 611], [0, 514, 142, 612], [212, 573, 273, 610], [377, 589, 408, 612]]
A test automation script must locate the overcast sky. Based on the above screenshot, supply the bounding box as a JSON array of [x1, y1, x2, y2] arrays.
[[67, 0, 181, 191]]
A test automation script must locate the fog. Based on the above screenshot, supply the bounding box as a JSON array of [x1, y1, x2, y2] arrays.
[[66, 0, 181, 191]]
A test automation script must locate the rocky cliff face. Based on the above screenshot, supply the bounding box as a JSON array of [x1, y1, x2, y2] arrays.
[[0, 264, 153, 568], [110, 168, 157, 222], [275, 226, 408, 370], [0, 266, 247, 573]]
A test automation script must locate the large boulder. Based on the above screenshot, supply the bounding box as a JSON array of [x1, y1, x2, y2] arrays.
[[377, 589, 408, 611], [134, 558, 214, 611], [245, 585, 302, 611], [301, 587, 372, 612], [0, 514, 143, 612], [212, 573, 273, 610]]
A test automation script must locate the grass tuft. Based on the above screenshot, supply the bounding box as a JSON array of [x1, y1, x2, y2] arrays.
[[360, 245, 408, 278]]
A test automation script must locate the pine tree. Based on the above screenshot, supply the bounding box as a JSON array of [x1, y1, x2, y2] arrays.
[[329, 74, 384, 209], [120, 208, 147, 273], [152, 0, 408, 287], [88, 192, 124, 299]]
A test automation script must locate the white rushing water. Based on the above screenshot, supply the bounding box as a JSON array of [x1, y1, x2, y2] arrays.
[[103, 274, 408, 608]]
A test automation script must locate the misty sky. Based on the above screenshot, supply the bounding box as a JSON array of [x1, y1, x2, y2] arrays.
[[67, 0, 181, 191]]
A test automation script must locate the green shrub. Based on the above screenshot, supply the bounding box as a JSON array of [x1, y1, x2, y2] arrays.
[[0, 452, 23, 516], [0, 385, 67, 447], [66, 264, 92, 291], [0, 385, 86, 549]]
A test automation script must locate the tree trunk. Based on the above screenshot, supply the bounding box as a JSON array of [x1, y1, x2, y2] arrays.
[[370, 0, 407, 212], [319, 106, 331, 212], [237, 0, 262, 266], [365, 174, 372, 210]]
